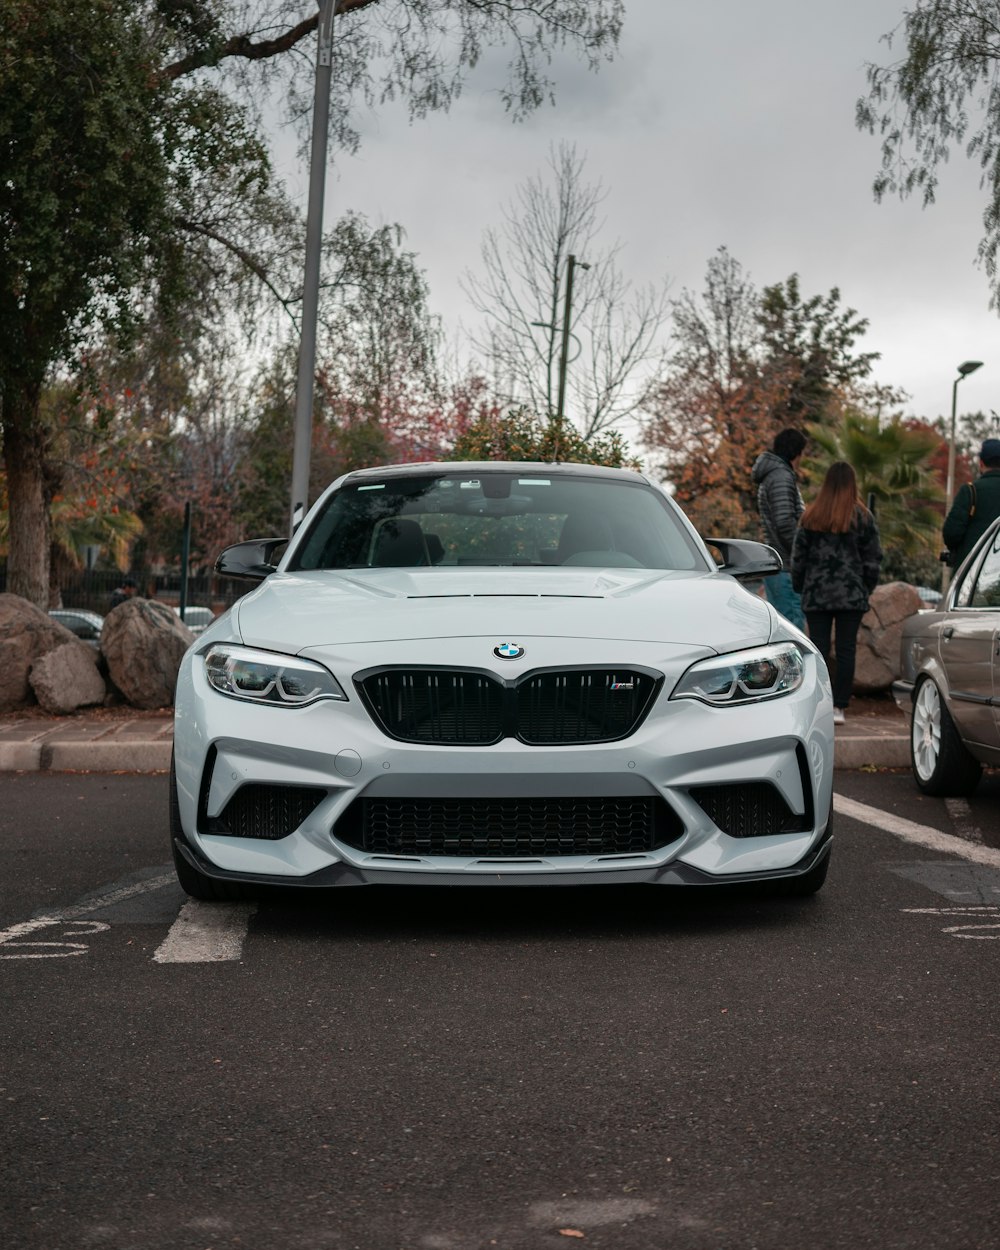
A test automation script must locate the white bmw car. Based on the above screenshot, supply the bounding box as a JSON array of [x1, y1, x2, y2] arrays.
[[171, 462, 835, 900]]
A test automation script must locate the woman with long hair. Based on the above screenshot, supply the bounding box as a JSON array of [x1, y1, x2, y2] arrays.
[[791, 461, 882, 725]]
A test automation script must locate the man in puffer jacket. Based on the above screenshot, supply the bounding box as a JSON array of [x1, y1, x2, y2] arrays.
[[751, 427, 807, 629]]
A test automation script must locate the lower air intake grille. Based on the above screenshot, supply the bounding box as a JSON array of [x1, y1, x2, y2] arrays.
[[689, 782, 809, 838], [336, 795, 683, 857], [206, 785, 327, 840]]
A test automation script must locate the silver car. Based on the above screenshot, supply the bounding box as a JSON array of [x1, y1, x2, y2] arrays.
[[894, 515, 1000, 794], [170, 462, 835, 901], [49, 608, 104, 648]]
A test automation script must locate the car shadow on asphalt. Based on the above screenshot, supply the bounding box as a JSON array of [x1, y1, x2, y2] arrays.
[[251, 882, 824, 942]]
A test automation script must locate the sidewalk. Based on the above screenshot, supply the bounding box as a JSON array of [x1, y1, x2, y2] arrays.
[[0, 704, 911, 773]]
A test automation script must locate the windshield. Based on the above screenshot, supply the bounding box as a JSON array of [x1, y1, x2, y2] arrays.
[[290, 470, 706, 572]]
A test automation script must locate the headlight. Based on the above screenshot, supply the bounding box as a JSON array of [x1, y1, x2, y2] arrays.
[[203, 645, 347, 707], [671, 643, 805, 706]]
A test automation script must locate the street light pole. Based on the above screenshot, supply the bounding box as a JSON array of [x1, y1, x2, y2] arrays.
[[289, 0, 336, 537], [945, 359, 984, 514], [552, 253, 589, 460], [941, 358, 983, 594]]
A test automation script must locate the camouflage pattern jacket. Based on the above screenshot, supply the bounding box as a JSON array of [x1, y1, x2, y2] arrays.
[[790, 510, 882, 613]]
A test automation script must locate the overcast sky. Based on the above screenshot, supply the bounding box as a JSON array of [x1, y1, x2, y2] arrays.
[[279, 0, 1000, 441]]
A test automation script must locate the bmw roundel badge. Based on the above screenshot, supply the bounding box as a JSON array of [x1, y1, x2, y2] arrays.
[[494, 642, 524, 660]]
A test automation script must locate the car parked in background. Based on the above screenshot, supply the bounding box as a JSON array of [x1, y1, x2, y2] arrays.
[[174, 606, 215, 636], [170, 461, 835, 903], [894, 515, 1000, 795], [49, 608, 104, 648]]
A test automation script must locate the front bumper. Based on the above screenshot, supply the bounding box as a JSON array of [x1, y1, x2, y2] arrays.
[[173, 643, 835, 888], [173, 827, 833, 890]]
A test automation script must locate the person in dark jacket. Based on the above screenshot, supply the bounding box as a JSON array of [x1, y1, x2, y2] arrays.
[[752, 427, 807, 628], [942, 438, 1000, 572], [791, 461, 882, 726], [109, 576, 137, 610]]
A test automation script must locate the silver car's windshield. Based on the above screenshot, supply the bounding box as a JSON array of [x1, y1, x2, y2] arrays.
[[290, 470, 707, 572]]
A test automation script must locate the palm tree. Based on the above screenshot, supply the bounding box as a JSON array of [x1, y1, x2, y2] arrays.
[[804, 410, 943, 585]]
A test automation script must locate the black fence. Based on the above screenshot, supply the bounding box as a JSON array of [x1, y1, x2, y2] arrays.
[[0, 564, 247, 616]]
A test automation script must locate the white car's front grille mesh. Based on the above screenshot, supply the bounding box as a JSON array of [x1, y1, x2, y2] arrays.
[[336, 795, 684, 857], [355, 667, 662, 745]]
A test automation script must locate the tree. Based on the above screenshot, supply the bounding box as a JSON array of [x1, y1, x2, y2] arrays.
[[450, 409, 640, 469], [857, 1, 1000, 302], [1, 0, 626, 606], [464, 143, 670, 438], [758, 275, 879, 425], [642, 248, 890, 537], [641, 249, 781, 536]]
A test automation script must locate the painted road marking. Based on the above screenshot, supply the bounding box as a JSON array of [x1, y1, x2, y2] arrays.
[[833, 794, 1000, 869], [152, 900, 256, 964], [944, 797, 983, 844], [0, 918, 110, 959], [901, 905, 1000, 941], [55, 873, 177, 920]]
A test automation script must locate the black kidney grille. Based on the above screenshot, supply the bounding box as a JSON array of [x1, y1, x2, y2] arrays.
[[516, 670, 658, 744], [689, 782, 810, 838], [336, 795, 683, 857], [356, 668, 660, 745], [360, 670, 504, 744], [205, 784, 327, 840]]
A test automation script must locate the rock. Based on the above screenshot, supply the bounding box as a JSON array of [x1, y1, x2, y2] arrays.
[[100, 598, 195, 709], [853, 582, 923, 693], [0, 594, 81, 710], [29, 642, 106, 714]]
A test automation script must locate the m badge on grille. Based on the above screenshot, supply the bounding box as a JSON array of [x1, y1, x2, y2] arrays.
[[494, 642, 524, 660]]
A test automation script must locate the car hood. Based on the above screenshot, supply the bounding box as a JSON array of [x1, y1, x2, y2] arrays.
[[233, 567, 774, 654]]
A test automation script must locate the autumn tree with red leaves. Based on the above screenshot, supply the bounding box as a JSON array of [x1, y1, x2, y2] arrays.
[[1, 0, 625, 605], [642, 248, 888, 539]]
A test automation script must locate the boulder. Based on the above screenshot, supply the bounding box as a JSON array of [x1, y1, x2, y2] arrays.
[[100, 598, 195, 709], [29, 642, 106, 714], [853, 582, 923, 693], [0, 594, 81, 710]]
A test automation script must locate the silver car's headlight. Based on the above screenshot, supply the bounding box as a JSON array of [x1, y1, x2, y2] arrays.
[[671, 643, 805, 706], [203, 645, 347, 708]]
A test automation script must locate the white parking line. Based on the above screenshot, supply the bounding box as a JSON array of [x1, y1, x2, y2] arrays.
[[152, 900, 256, 963], [56, 873, 177, 920], [833, 794, 1000, 868], [945, 797, 983, 843]]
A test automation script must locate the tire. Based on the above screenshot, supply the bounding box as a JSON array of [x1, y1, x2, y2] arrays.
[[910, 677, 983, 797], [169, 754, 256, 901]]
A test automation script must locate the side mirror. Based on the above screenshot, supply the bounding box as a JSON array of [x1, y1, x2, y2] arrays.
[[705, 537, 783, 580], [216, 538, 288, 582]]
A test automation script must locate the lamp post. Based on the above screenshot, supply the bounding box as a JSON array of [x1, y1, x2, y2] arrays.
[[945, 359, 984, 513], [531, 253, 589, 460], [555, 254, 589, 427], [289, 0, 336, 537], [941, 359, 984, 594]]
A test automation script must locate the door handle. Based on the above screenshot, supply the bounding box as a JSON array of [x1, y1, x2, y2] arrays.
[[942, 626, 955, 639]]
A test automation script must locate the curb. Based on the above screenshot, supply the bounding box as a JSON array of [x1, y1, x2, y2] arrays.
[[1, 724, 909, 774], [834, 735, 909, 770]]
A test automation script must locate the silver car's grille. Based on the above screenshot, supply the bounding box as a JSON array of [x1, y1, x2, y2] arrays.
[[355, 667, 662, 745], [336, 795, 684, 857]]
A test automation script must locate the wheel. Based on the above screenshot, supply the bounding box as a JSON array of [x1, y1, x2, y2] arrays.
[[910, 677, 983, 797], [169, 754, 256, 901]]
